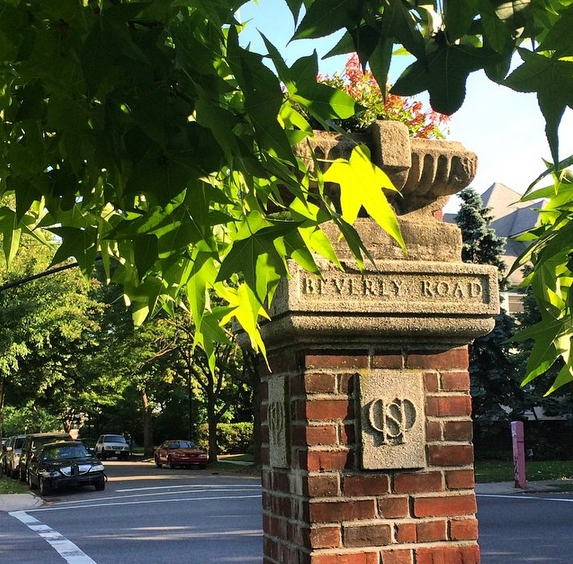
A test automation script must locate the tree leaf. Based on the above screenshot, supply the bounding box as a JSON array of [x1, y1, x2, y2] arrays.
[[425, 41, 498, 115], [539, 4, 573, 55], [505, 50, 573, 163], [293, 0, 361, 40], [134, 234, 158, 279], [323, 144, 405, 250], [444, 0, 479, 41], [49, 227, 98, 278]]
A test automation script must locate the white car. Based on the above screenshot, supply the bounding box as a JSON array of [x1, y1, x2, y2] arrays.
[[95, 434, 130, 460]]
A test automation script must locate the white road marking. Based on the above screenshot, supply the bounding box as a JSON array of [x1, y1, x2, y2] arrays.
[[478, 493, 573, 503], [24, 493, 262, 513], [44, 487, 261, 508], [115, 483, 260, 493], [9, 511, 97, 564]]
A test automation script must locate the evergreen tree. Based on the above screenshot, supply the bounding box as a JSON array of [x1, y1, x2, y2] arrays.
[[455, 188, 508, 289], [454, 188, 521, 451]]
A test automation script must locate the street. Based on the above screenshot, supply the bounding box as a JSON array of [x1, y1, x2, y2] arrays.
[[478, 492, 573, 563], [0, 461, 263, 564], [1, 461, 573, 563]]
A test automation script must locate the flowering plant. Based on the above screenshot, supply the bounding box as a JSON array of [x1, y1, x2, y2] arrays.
[[318, 54, 449, 138]]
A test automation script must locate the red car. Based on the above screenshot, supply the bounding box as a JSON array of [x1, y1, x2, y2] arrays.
[[154, 440, 208, 469]]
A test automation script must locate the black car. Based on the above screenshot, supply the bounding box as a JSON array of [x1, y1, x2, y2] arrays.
[[27, 441, 106, 496], [19, 432, 71, 482]]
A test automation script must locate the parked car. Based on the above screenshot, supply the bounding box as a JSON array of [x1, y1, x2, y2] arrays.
[[154, 440, 208, 469], [2, 435, 26, 478], [27, 441, 106, 496], [19, 432, 71, 482], [78, 438, 96, 454], [95, 434, 130, 460]]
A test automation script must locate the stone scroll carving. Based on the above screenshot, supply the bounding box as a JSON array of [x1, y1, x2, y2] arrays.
[[267, 377, 288, 468]]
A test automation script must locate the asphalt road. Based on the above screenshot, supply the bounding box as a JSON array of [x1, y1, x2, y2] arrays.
[[478, 491, 573, 563], [2, 461, 573, 563], [0, 460, 263, 564]]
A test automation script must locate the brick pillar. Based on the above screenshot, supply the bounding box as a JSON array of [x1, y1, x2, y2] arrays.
[[245, 123, 498, 564], [260, 345, 483, 564]]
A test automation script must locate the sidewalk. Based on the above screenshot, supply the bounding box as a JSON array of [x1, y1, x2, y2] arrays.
[[0, 493, 43, 512], [476, 479, 573, 495]]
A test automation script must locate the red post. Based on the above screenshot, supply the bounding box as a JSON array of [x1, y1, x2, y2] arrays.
[[511, 421, 526, 489]]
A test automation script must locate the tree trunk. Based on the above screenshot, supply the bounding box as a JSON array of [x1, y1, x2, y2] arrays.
[[187, 373, 194, 441], [141, 387, 154, 458], [0, 377, 5, 440], [207, 395, 218, 464]]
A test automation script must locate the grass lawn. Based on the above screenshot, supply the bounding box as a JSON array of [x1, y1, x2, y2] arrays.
[[475, 459, 573, 483], [0, 475, 29, 494]]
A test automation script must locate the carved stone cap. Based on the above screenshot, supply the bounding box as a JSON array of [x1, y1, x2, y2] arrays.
[[259, 258, 499, 351], [297, 121, 478, 218]]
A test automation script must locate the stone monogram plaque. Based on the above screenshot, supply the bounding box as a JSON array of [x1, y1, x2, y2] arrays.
[[268, 376, 288, 468], [359, 370, 426, 470]]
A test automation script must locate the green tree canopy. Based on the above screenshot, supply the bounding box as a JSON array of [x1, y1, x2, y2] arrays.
[[1, 0, 572, 386]]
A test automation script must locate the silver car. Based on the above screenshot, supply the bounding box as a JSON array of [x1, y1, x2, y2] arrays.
[[3, 435, 26, 478]]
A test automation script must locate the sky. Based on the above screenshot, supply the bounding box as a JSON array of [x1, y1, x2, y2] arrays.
[[239, 1, 573, 212]]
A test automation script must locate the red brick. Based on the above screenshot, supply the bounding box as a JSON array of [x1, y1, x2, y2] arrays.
[[441, 371, 470, 391], [307, 473, 340, 497], [261, 425, 270, 446], [307, 449, 353, 472], [310, 499, 377, 523], [304, 353, 369, 370], [417, 520, 447, 542], [426, 420, 442, 441], [381, 549, 414, 564], [424, 372, 439, 393], [268, 352, 299, 374], [394, 472, 443, 494], [426, 396, 472, 417], [416, 544, 479, 564], [429, 444, 474, 467], [307, 400, 353, 420], [344, 474, 390, 496], [343, 522, 392, 547], [310, 525, 342, 548], [396, 522, 416, 543], [372, 353, 404, 369], [414, 494, 477, 518], [339, 373, 357, 395], [305, 425, 338, 446], [341, 423, 356, 445], [450, 518, 479, 540], [289, 522, 309, 545], [310, 552, 379, 564], [446, 470, 475, 490], [305, 373, 337, 393], [407, 348, 469, 370], [291, 399, 307, 422], [443, 420, 473, 441], [379, 496, 409, 518]]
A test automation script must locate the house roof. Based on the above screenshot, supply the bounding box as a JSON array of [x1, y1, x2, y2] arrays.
[[445, 183, 544, 286], [481, 183, 542, 238]]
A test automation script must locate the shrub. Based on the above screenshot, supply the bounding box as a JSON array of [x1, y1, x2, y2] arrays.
[[196, 422, 253, 455]]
